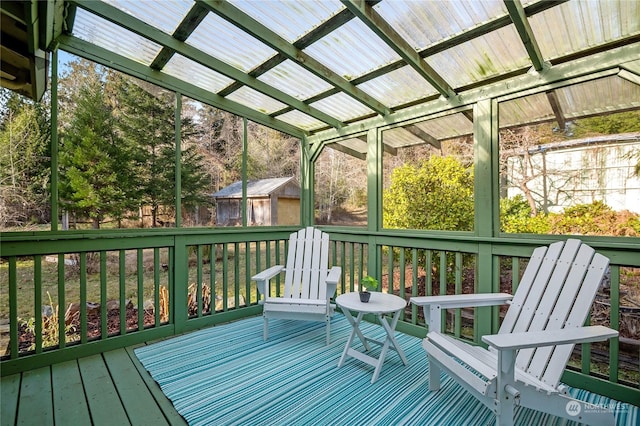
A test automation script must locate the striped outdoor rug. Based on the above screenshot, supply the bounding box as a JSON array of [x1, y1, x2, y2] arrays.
[[135, 315, 637, 426]]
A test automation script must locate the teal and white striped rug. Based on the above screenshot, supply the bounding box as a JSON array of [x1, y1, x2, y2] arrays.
[[135, 315, 637, 426]]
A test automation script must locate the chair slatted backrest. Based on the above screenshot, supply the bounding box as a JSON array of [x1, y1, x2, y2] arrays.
[[283, 227, 330, 300], [498, 239, 609, 388]]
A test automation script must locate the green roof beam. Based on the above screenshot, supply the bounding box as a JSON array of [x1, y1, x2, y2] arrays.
[[504, 0, 546, 72], [69, 0, 344, 130], [342, 0, 456, 99], [197, 0, 392, 117], [57, 34, 306, 138]]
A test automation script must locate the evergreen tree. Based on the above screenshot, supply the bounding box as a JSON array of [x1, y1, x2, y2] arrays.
[[112, 75, 208, 226], [59, 79, 136, 229]]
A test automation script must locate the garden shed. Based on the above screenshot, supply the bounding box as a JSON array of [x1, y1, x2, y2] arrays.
[[212, 177, 300, 226]]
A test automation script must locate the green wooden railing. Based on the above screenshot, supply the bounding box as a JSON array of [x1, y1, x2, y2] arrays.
[[1, 228, 638, 405]]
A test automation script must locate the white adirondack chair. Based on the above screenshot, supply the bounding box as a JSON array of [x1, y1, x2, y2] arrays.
[[252, 227, 341, 345], [411, 239, 618, 426]]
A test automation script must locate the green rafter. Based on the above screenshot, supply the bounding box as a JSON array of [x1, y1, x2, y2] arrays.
[[504, 0, 545, 71], [342, 0, 455, 99], [197, 0, 392, 117], [56, 34, 306, 138], [69, 0, 344, 130]]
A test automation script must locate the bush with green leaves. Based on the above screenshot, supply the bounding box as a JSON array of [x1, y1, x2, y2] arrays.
[[383, 156, 474, 231], [500, 195, 550, 234]]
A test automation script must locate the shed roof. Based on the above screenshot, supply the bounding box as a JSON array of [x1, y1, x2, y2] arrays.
[[212, 176, 298, 199]]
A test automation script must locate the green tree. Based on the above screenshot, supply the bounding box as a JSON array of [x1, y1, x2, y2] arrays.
[[0, 89, 51, 227], [112, 75, 209, 226], [59, 80, 136, 229], [383, 156, 474, 231]]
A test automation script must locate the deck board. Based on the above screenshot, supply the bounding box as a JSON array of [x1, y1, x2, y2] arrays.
[[17, 367, 53, 426], [103, 348, 169, 426], [78, 354, 130, 426], [1, 373, 20, 426], [51, 360, 92, 425], [0, 347, 186, 426]]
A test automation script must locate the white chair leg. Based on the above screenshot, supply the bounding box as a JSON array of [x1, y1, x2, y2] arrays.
[[428, 355, 442, 391], [263, 316, 269, 341], [326, 316, 331, 345]]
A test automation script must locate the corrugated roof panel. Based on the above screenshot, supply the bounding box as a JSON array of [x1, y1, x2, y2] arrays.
[[304, 18, 402, 79], [310, 92, 375, 122], [258, 60, 333, 100], [225, 86, 288, 114], [72, 8, 162, 65], [357, 65, 439, 108], [276, 109, 327, 131], [103, 0, 191, 35], [428, 24, 531, 88], [374, 0, 507, 50], [228, 0, 344, 43], [413, 113, 474, 140], [529, 1, 640, 60], [499, 92, 554, 128], [335, 137, 368, 154], [163, 54, 235, 93], [188, 13, 277, 72], [382, 127, 423, 148], [556, 76, 640, 120]]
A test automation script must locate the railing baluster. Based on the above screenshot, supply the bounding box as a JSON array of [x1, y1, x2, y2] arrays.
[[222, 244, 229, 311], [137, 249, 144, 330], [100, 251, 107, 339], [34, 255, 42, 354], [57, 253, 65, 349], [454, 252, 462, 338], [196, 245, 203, 317], [609, 265, 620, 383], [80, 252, 88, 343], [119, 250, 126, 336], [154, 248, 160, 326], [9, 257, 18, 359]]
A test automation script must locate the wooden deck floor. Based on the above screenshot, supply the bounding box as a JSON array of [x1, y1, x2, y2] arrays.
[[1, 346, 187, 426]]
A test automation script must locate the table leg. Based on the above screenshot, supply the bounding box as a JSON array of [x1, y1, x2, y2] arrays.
[[380, 310, 408, 366], [338, 310, 370, 368]]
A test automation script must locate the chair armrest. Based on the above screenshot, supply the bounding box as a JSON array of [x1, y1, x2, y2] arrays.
[[410, 293, 513, 309], [325, 266, 341, 298], [482, 326, 618, 351], [252, 265, 284, 296], [411, 293, 513, 333]]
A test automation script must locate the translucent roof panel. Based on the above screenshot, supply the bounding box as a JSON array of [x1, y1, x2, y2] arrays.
[[102, 0, 191, 35], [225, 86, 288, 115], [428, 25, 531, 88], [276, 110, 327, 131], [228, 0, 344, 43], [72, 8, 162, 65], [258, 60, 333, 100], [310, 92, 375, 123], [529, 1, 640, 60], [335, 137, 368, 154], [188, 13, 277, 72], [413, 113, 474, 140], [556, 76, 640, 120], [357, 65, 439, 108], [382, 127, 424, 149], [304, 18, 402, 79], [373, 0, 508, 50], [163, 54, 235, 93], [499, 92, 554, 128]]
